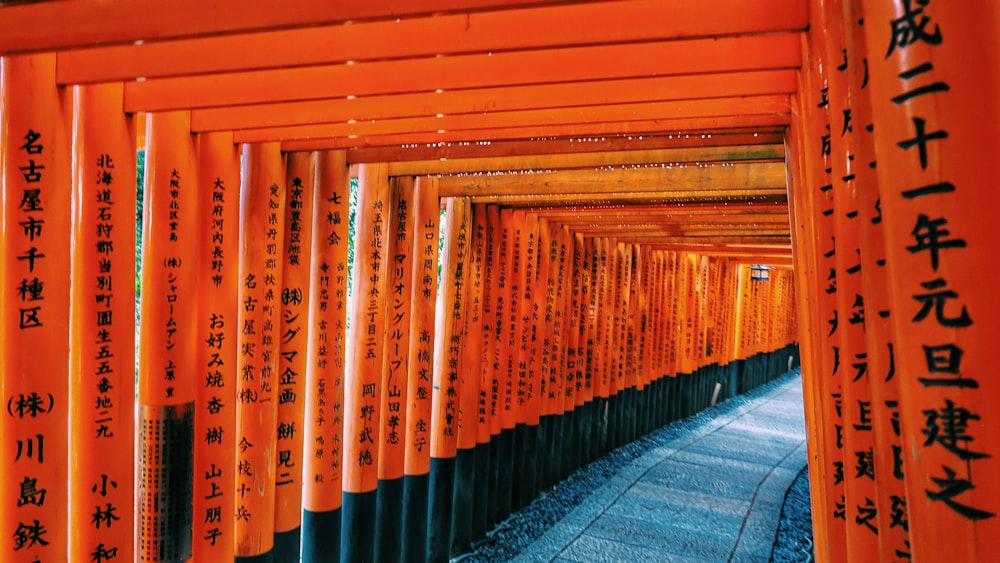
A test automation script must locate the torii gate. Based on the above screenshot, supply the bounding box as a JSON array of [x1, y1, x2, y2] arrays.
[[0, 1, 996, 562]]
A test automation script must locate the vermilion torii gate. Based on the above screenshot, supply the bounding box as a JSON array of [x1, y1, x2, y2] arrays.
[[0, 1, 996, 562]]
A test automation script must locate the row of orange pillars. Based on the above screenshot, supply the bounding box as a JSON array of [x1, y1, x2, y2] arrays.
[[788, 0, 998, 562], [0, 57, 797, 562]]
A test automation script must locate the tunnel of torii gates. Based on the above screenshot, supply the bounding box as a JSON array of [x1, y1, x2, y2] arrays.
[[0, 1, 996, 563]]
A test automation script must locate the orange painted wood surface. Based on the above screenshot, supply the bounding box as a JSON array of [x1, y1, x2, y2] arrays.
[[122, 34, 801, 112], [68, 83, 137, 563], [233, 142, 285, 557], [862, 1, 1000, 560], [279, 115, 791, 152], [232, 96, 789, 144], [431, 197, 473, 459], [137, 110, 199, 562], [55, 0, 805, 83], [1, 53, 72, 563], [274, 151, 315, 535], [302, 149, 351, 511], [192, 131, 240, 561], [342, 162, 391, 494], [379, 176, 416, 481], [190, 73, 795, 134], [1, 0, 599, 53], [404, 176, 441, 477]]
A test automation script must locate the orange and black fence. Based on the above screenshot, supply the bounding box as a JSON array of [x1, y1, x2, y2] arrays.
[[786, 1, 1000, 561], [1, 56, 798, 563]]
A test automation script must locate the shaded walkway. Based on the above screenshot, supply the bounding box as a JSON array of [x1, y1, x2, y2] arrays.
[[512, 370, 807, 563]]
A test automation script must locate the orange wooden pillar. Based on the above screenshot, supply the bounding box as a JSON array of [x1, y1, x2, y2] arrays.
[[233, 142, 285, 562], [840, 0, 910, 558], [794, 3, 849, 557], [137, 111, 199, 563], [68, 83, 137, 563], [577, 235, 600, 463], [547, 224, 572, 480], [787, 56, 835, 563], [192, 131, 240, 561], [341, 162, 390, 562], [496, 209, 522, 510], [592, 237, 616, 455], [482, 204, 507, 527], [588, 236, 606, 453], [373, 175, 415, 562], [817, 0, 880, 556], [617, 243, 636, 445], [301, 149, 351, 563], [272, 151, 315, 561], [518, 213, 545, 507], [563, 232, 586, 466], [861, 1, 1000, 559], [400, 175, 440, 563], [534, 217, 557, 489], [474, 203, 500, 538], [427, 196, 472, 562], [451, 201, 488, 555], [1, 54, 71, 563]]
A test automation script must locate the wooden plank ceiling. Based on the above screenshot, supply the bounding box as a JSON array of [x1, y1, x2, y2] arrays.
[[0, 0, 805, 266]]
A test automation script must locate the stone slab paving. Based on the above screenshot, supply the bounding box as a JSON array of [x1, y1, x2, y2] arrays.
[[515, 374, 807, 563]]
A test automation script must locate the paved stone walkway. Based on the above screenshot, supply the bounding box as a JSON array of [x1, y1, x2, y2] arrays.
[[515, 374, 807, 562]]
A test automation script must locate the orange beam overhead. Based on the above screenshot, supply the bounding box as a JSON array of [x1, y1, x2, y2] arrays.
[[586, 234, 790, 245], [232, 95, 790, 143], [436, 161, 786, 197], [123, 34, 802, 112], [386, 144, 783, 176], [473, 192, 787, 206], [525, 201, 789, 216], [280, 115, 790, 152], [346, 131, 786, 162], [1, 0, 611, 54], [56, 0, 806, 83], [190, 70, 797, 133]]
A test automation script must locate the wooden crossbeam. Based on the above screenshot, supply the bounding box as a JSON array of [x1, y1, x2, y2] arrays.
[[281, 116, 790, 152], [55, 0, 806, 83], [191, 70, 796, 133], [347, 131, 785, 162], [385, 144, 783, 176], [2, 0, 615, 54], [436, 161, 786, 197], [465, 191, 788, 205], [122, 34, 802, 112], [524, 201, 789, 217], [581, 234, 791, 245], [231, 96, 789, 143]]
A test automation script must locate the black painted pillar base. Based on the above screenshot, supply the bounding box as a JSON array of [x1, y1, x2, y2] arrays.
[[471, 440, 490, 542], [302, 508, 341, 563], [511, 423, 526, 512], [236, 551, 273, 563], [556, 409, 580, 480], [485, 434, 500, 530], [400, 473, 429, 563], [495, 428, 514, 522], [274, 526, 300, 563], [427, 456, 456, 563], [537, 415, 552, 491], [539, 414, 566, 490], [450, 447, 476, 558], [580, 401, 593, 466], [341, 490, 377, 563], [519, 423, 539, 508], [374, 477, 404, 563], [594, 396, 608, 457]]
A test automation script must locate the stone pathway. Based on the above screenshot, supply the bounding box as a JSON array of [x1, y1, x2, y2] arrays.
[[515, 373, 807, 563]]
